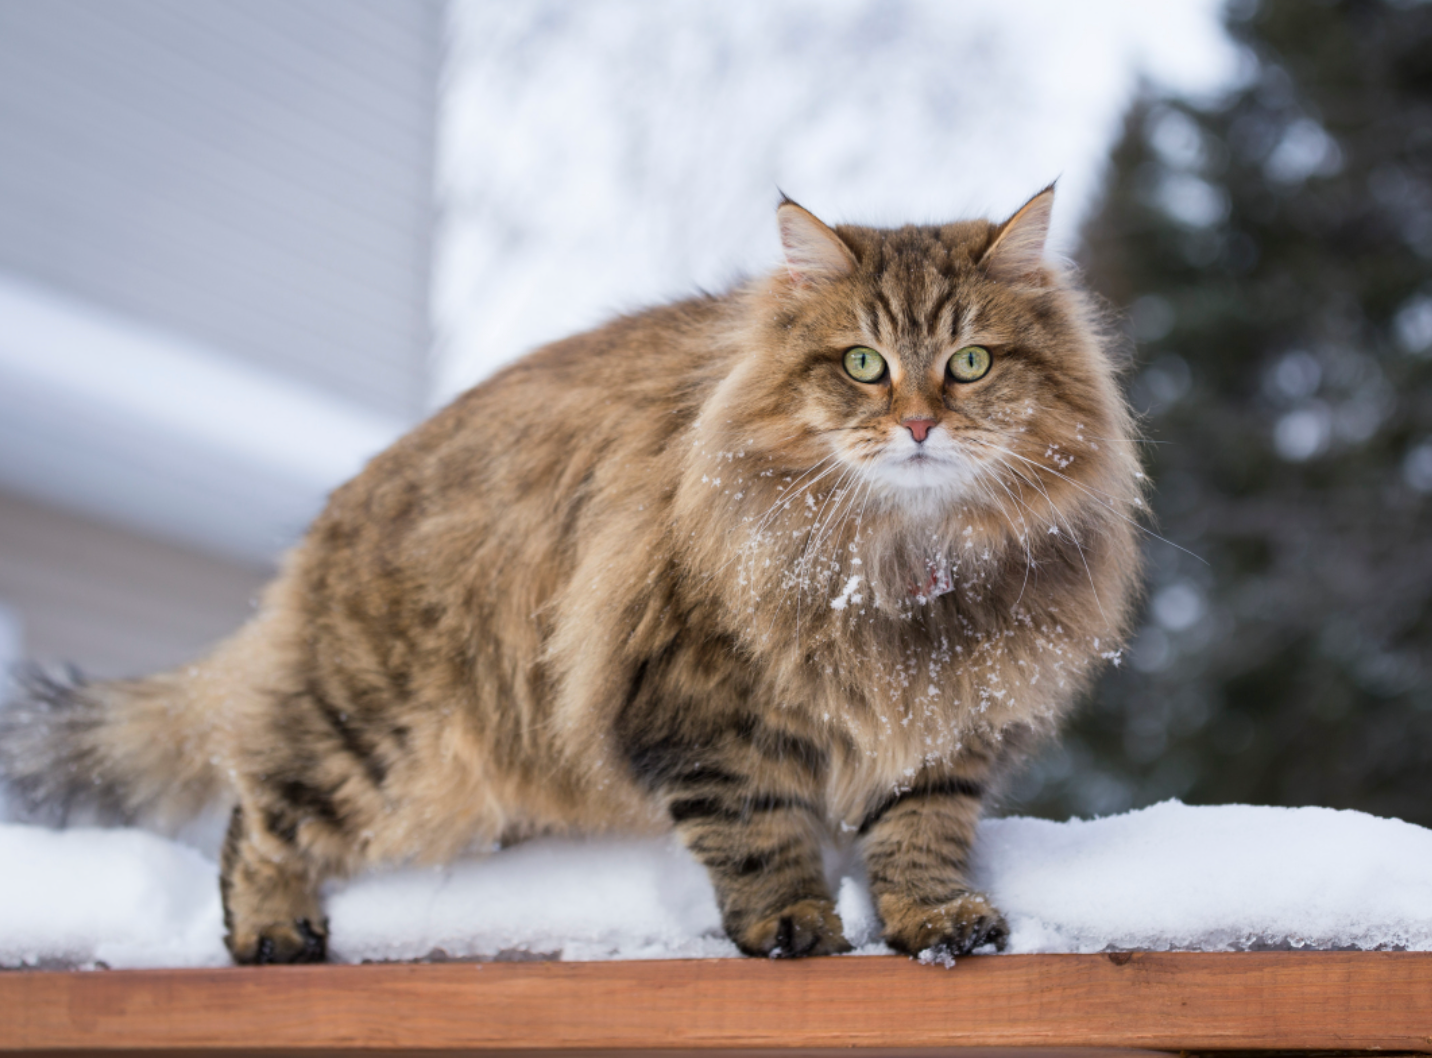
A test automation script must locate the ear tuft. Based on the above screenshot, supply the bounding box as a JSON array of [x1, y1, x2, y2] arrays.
[[980, 184, 1055, 282], [777, 199, 857, 284]]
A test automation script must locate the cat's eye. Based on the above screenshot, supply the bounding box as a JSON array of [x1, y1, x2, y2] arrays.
[[947, 345, 992, 383], [843, 346, 886, 383]]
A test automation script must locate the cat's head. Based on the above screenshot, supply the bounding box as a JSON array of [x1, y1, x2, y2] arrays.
[[716, 186, 1135, 528]]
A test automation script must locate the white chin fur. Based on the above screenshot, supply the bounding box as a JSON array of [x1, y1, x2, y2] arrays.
[[860, 435, 986, 498]]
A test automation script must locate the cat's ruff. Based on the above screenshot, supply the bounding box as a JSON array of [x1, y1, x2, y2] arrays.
[[0, 187, 1142, 964]]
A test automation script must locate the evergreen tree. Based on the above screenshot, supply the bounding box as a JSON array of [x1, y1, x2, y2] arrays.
[[1014, 0, 1432, 825]]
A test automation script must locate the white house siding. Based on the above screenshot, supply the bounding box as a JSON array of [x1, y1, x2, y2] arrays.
[[0, 0, 441, 420], [0, 1, 442, 685], [0, 490, 272, 680]]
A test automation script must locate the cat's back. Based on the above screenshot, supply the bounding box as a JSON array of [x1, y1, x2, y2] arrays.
[[383, 291, 735, 507], [288, 291, 741, 650]]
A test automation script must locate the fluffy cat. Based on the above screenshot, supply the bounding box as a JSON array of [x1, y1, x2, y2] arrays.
[[0, 187, 1141, 963]]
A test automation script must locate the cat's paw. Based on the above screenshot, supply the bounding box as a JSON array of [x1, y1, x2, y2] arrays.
[[226, 916, 329, 965], [731, 898, 854, 958], [879, 890, 1008, 959]]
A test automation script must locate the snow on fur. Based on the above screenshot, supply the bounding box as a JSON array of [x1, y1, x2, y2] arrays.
[[2, 801, 1428, 969]]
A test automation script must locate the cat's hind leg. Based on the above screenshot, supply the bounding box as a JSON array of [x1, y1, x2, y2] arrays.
[[858, 755, 1009, 959], [219, 803, 328, 964], [218, 699, 392, 963]]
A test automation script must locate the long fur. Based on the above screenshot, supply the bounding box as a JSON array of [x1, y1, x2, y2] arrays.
[[0, 192, 1143, 963]]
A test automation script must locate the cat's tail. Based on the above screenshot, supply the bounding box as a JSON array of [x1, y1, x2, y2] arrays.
[[0, 663, 230, 829]]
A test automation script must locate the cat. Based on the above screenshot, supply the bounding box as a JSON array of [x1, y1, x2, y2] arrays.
[[0, 186, 1142, 964]]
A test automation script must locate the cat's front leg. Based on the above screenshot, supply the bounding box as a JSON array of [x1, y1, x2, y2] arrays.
[[678, 787, 848, 959], [858, 757, 1008, 959], [625, 712, 851, 958]]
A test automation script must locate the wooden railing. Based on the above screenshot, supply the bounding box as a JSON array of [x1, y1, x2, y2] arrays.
[[2, 952, 1430, 1054]]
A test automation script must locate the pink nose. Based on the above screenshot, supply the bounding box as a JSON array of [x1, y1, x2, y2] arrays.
[[904, 418, 937, 443]]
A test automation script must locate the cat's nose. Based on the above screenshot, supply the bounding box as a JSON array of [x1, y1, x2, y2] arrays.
[[904, 418, 937, 443]]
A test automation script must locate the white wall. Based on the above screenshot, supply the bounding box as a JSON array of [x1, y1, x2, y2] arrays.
[[0, 2, 442, 685], [0, 1, 442, 565], [0, 0, 441, 421]]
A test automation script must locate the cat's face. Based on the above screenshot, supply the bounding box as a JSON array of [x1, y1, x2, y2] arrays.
[[751, 191, 1122, 519]]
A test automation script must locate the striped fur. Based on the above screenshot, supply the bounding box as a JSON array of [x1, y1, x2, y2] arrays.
[[0, 189, 1142, 962]]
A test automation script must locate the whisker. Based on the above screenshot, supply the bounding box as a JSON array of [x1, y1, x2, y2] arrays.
[[748, 454, 840, 536], [975, 445, 1106, 618], [796, 466, 858, 632], [969, 438, 1207, 566], [1071, 432, 1168, 443], [715, 455, 845, 580], [808, 468, 865, 577], [986, 474, 1035, 610]]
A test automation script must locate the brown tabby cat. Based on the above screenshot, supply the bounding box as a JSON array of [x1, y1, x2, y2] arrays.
[[0, 187, 1142, 964]]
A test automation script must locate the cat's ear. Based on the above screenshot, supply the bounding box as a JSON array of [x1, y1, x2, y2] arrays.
[[777, 198, 857, 284], [981, 184, 1055, 282]]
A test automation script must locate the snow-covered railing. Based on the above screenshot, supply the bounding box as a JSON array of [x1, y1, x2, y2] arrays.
[[6, 803, 1430, 967], [3, 952, 1431, 1053], [3, 803, 1429, 1051]]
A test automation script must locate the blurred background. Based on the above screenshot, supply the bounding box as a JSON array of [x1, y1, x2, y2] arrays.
[[0, 0, 1426, 825]]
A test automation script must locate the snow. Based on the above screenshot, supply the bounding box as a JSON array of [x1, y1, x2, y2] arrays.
[[327, 838, 733, 964], [3, 801, 1428, 970], [982, 802, 1432, 954], [0, 826, 227, 969], [435, 0, 1246, 403]]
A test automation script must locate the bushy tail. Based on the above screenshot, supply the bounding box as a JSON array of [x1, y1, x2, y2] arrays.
[[0, 665, 228, 829]]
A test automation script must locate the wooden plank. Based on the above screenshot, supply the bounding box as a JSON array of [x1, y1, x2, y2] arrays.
[[2, 952, 1430, 1054]]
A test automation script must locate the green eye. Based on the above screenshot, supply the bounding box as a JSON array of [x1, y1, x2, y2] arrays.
[[843, 346, 886, 382], [947, 345, 992, 382]]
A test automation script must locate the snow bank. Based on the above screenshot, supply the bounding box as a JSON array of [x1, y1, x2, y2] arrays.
[[326, 837, 733, 964], [979, 802, 1432, 953], [2, 802, 1428, 969], [0, 826, 228, 968]]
